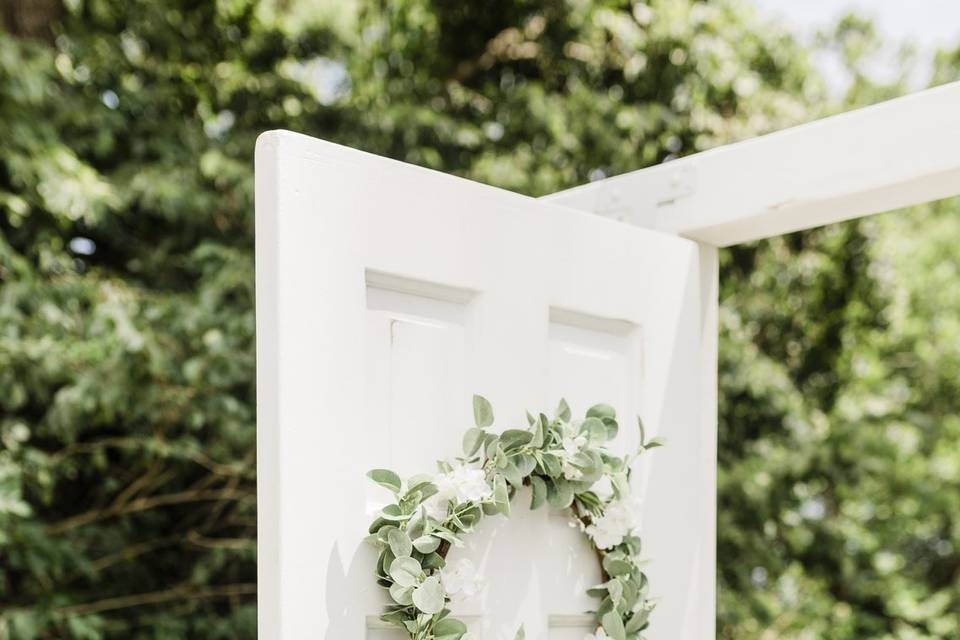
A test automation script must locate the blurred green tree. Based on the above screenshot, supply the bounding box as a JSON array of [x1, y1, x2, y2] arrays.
[[0, 0, 957, 639], [716, 19, 960, 639]]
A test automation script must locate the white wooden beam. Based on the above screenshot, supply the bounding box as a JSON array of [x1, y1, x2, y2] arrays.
[[544, 81, 960, 247]]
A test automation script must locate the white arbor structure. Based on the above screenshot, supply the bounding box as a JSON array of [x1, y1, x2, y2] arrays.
[[256, 81, 960, 640]]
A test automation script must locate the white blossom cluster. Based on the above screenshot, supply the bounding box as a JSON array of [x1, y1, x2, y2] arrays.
[[585, 493, 644, 550], [439, 558, 484, 602], [423, 462, 493, 520]]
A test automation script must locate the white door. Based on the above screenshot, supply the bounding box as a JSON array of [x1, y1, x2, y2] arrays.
[[255, 131, 716, 640]]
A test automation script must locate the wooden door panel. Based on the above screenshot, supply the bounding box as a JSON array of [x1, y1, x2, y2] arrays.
[[256, 130, 714, 640]]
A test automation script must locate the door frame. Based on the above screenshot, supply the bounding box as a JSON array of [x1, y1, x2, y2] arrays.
[[545, 79, 960, 636], [545, 81, 960, 247]]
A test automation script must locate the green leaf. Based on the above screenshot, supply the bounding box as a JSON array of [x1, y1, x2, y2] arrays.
[[412, 575, 445, 614], [412, 535, 441, 554], [368, 517, 390, 534], [529, 475, 547, 510], [388, 556, 422, 587], [513, 624, 525, 640], [367, 469, 402, 494], [462, 427, 485, 456], [493, 474, 511, 516], [379, 504, 407, 521], [644, 436, 666, 449], [625, 606, 651, 633], [603, 557, 632, 577], [433, 618, 468, 640], [387, 528, 412, 558], [583, 417, 608, 443], [601, 417, 619, 441], [405, 482, 438, 506], [601, 610, 627, 640], [501, 460, 523, 488], [607, 578, 624, 607], [555, 398, 571, 422], [531, 415, 545, 447], [499, 429, 534, 451], [540, 453, 562, 477], [380, 610, 407, 627], [515, 453, 537, 477], [421, 551, 445, 571], [473, 394, 494, 428], [587, 403, 616, 420], [546, 479, 574, 509], [389, 582, 414, 605], [363, 533, 384, 549], [636, 416, 646, 447]]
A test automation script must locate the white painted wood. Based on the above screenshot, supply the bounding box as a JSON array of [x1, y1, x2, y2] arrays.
[[545, 81, 960, 247], [256, 131, 716, 640]]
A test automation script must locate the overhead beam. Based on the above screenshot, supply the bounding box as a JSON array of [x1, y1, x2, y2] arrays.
[[544, 81, 960, 247]]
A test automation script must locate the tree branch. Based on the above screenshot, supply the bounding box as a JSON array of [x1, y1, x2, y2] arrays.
[[46, 487, 252, 534], [56, 583, 256, 617]]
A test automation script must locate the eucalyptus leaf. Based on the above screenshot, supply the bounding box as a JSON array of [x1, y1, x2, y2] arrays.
[[515, 453, 537, 477], [472, 394, 494, 428], [367, 469, 402, 494], [501, 460, 523, 488], [433, 618, 468, 640], [644, 436, 667, 449], [603, 557, 632, 577], [462, 428, 485, 456], [555, 398, 571, 422], [546, 479, 574, 509], [421, 552, 445, 571], [380, 504, 407, 522], [601, 610, 627, 640], [625, 606, 651, 633], [583, 416, 609, 443], [529, 476, 547, 509], [389, 582, 414, 606], [412, 575, 445, 614], [412, 535, 441, 554], [499, 429, 534, 451], [540, 453, 562, 478], [493, 474, 511, 516], [587, 403, 616, 420], [388, 528, 412, 558], [607, 578, 624, 607], [531, 416, 545, 448], [601, 417, 619, 441], [389, 556, 422, 588]]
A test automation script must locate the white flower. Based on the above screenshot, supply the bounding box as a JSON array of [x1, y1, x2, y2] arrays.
[[559, 434, 587, 479], [423, 463, 493, 520], [586, 516, 627, 549], [586, 492, 643, 550], [562, 460, 583, 480], [421, 493, 450, 521], [440, 558, 484, 602], [561, 434, 586, 457], [584, 627, 609, 640]]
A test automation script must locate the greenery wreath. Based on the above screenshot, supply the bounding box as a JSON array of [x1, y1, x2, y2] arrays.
[[365, 395, 663, 640]]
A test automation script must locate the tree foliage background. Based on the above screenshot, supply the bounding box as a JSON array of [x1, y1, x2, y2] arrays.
[[0, 0, 957, 638]]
